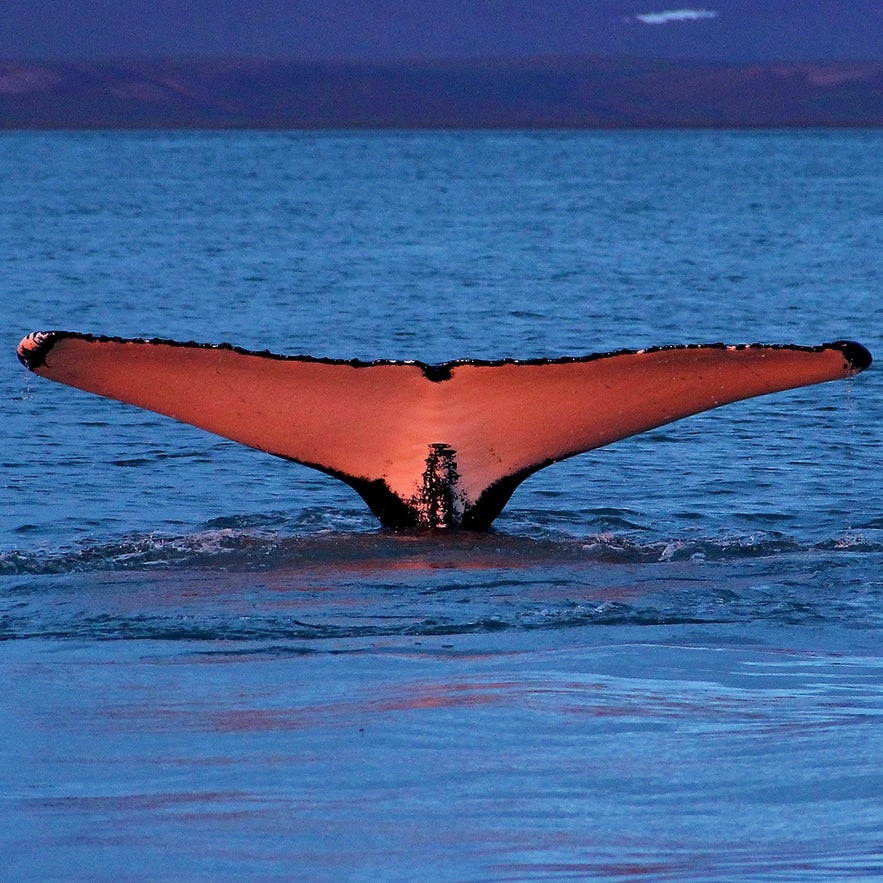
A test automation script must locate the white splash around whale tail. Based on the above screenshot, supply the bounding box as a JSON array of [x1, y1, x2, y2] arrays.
[[17, 332, 872, 530]]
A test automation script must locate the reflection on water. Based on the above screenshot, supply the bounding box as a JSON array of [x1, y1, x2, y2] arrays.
[[6, 634, 883, 881]]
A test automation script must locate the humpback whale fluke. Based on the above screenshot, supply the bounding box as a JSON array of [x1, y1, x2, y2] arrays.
[[17, 332, 872, 530]]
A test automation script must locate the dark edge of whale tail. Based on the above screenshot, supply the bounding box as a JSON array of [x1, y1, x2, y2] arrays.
[[830, 340, 873, 373], [17, 331, 60, 371], [18, 332, 873, 376]]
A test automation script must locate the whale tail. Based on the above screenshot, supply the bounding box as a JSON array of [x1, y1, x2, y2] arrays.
[[17, 332, 871, 530]]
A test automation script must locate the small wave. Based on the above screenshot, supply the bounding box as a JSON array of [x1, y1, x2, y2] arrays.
[[4, 525, 882, 643], [2, 526, 882, 577], [1, 530, 262, 575]]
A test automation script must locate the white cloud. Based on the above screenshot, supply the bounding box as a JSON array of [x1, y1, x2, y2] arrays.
[[631, 9, 718, 25]]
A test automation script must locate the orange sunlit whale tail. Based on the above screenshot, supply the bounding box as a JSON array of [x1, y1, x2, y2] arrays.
[[17, 332, 871, 530]]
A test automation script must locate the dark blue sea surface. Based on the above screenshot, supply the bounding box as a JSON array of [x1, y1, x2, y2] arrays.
[[2, 130, 882, 880]]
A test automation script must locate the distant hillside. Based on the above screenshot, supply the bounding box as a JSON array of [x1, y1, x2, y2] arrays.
[[1, 57, 882, 128]]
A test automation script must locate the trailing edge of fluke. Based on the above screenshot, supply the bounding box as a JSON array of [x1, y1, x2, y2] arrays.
[[17, 332, 872, 530]]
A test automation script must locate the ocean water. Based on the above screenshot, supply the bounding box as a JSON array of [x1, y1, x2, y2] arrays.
[[2, 130, 882, 880]]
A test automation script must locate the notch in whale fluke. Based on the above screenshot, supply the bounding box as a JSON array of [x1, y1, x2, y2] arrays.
[[16, 332, 872, 530]]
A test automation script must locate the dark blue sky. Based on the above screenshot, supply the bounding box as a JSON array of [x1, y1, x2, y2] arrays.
[[2, 1, 881, 62]]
